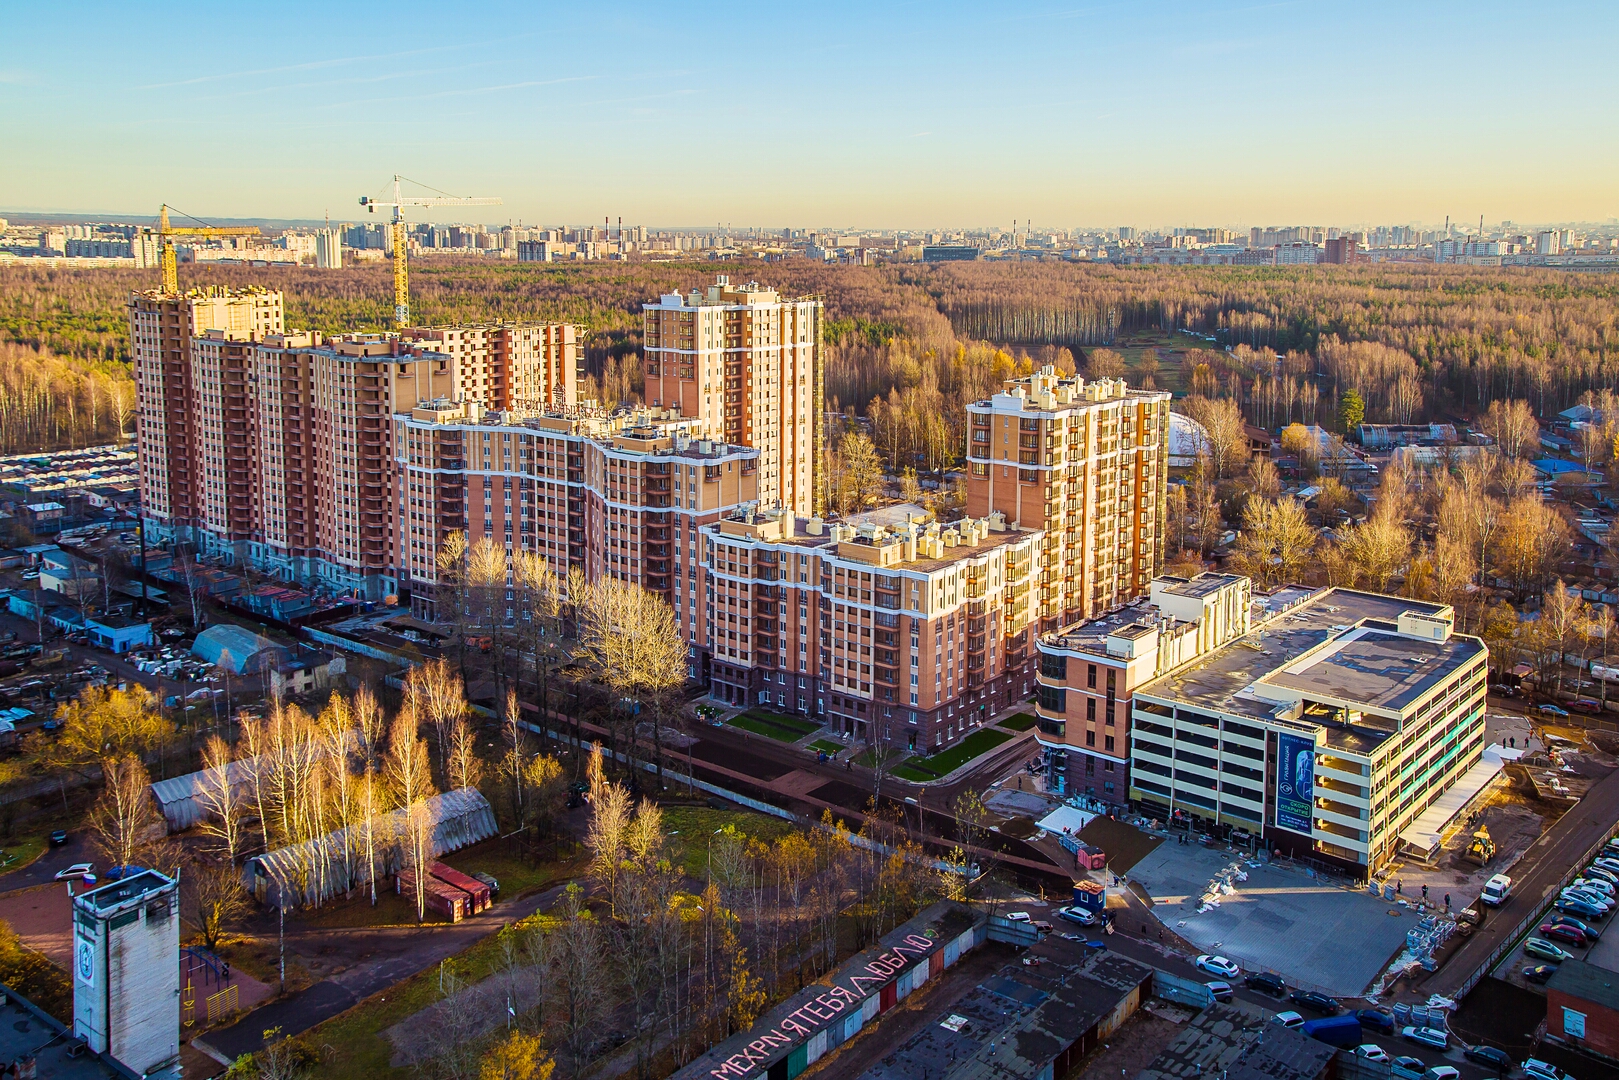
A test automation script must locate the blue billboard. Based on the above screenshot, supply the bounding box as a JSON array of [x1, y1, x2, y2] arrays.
[[1275, 732, 1315, 834]]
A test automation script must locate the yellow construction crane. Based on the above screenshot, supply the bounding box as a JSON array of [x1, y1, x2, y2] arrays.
[[153, 205, 260, 293], [359, 175, 501, 328]]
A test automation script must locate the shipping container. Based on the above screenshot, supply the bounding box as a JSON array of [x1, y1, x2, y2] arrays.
[[430, 861, 492, 913]]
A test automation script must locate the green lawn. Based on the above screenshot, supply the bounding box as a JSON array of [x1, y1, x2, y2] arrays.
[[727, 710, 819, 742], [897, 729, 1016, 780], [662, 805, 796, 877], [997, 713, 1037, 732], [809, 739, 844, 754]]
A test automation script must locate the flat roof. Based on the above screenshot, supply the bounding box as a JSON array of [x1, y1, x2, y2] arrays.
[[1263, 628, 1485, 713], [1138, 588, 1469, 727], [851, 936, 1153, 1080], [1160, 572, 1246, 599], [0, 992, 126, 1080], [1546, 957, 1619, 1013], [77, 868, 174, 913], [1137, 1003, 1334, 1080]]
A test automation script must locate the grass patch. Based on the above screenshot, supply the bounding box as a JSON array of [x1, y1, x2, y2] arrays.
[[291, 888, 445, 931], [727, 710, 818, 743], [298, 910, 557, 1080], [663, 805, 795, 877], [902, 729, 1015, 779], [808, 739, 844, 754], [997, 713, 1037, 732], [891, 763, 934, 783]]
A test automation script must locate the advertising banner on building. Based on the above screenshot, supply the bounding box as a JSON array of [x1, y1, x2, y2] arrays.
[[1275, 732, 1315, 834]]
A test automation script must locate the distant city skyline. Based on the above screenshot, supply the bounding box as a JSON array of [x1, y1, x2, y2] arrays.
[[4, 1, 1614, 227]]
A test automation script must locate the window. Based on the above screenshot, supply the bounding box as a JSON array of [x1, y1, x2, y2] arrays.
[[1087, 664, 1097, 689], [1040, 652, 1067, 679], [1106, 701, 1115, 726], [1105, 735, 1115, 752], [1037, 684, 1066, 712], [1106, 669, 1116, 694], [1085, 730, 1095, 746], [1087, 698, 1096, 723]]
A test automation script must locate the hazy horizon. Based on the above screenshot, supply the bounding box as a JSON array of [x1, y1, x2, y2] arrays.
[[4, 1, 1614, 229]]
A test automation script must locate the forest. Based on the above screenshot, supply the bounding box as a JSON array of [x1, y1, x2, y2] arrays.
[[3, 256, 1616, 461]]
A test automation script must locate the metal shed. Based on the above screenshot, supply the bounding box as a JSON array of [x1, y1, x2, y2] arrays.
[[149, 757, 260, 831], [192, 623, 289, 674], [245, 788, 498, 909]]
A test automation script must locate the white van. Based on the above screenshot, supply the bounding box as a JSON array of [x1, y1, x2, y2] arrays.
[[1481, 875, 1512, 906]]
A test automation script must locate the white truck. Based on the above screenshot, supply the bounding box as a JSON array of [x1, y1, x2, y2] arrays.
[[1481, 874, 1513, 906]]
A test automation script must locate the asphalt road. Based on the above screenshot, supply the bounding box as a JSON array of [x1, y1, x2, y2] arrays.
[[1426, 764, 1619, 998], [0, 832, 90, 893]]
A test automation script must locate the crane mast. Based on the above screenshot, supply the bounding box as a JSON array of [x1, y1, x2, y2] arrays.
[[359, 175, 501, 328]]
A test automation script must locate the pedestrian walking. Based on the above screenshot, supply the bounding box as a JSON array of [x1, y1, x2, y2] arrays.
[[1444, 893, 1451, 912], [1422, 883, 1429, 900], [1396, 878, 1403, 894]]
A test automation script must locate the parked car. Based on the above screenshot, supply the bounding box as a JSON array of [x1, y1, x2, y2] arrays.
[[1525, 938, 1573, 963], [1205, 981, 1233, 1002], [1392, 1056, 1427, 1080], [1560, 891, 1612, 913], [1574, 877, 1615, 897], [1592, 858, 1619, 875], [1549, 913, 1602, 940], [1058, 905, 1099, 926], [1523, 1060, 1572, 1080], [1273, 1011, 1305, 1030], [49, 830, 68, 846], [1402, 1026, 1450, 1050], [1355, 1045, 1390, 1063], [1005, 911, 1031, 922], [1539, 922, 1591, 946], [1422, 1068, 1460, 1080], [1464, 1045, 1515, 1071], [1490, 684, 1520, 697], [1556, 897, 1606, 919], [53, 863, 94, 881], [471, 871, 499, 894], [1246, 972, 1287, 995], [1572, 700, 1604, 714], [1290, 990, 1341, 1015], [1539, 704, 1570, 717], [1357, 1009, 1396, 1034], [1524, 965, 1558, 984], [1196, 955, 1241, 979]]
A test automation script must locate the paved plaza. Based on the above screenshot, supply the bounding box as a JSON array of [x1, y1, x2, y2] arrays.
[[1128, 839, 1411, 996]]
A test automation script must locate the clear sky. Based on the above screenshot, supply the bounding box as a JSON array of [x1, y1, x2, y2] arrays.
[[3, 1, 1614, 230]]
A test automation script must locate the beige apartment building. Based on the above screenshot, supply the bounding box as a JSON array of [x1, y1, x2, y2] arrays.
[[966, 368, 1171, 630], [703, 506, 1040, 749], [642, 276, 822, 516], [394, 403, 760, 626]]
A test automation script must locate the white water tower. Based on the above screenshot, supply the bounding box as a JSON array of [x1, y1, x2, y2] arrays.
[[72, 869, 180, 1076]]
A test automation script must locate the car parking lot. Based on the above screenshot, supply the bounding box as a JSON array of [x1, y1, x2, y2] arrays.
[[1493, 845, 1619, 994], [1128, 836, 1411, 996]]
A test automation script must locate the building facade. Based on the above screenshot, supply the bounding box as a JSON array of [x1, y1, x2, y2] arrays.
[[1128, 587, 1487, 875], [965, 368, 1171, 631], [72, 870, 180, 1077], [642, 276, 822, 516], [129, 287, 581, 597], [1035, 573, 1251, 808]]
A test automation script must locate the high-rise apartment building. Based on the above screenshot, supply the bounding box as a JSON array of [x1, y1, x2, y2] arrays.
[[130, 287, 284, 536], [395, 403, 759, 619], [965, 368, 1171, 631], [642, 276, 822, 516], [129, 288, 580, 597]]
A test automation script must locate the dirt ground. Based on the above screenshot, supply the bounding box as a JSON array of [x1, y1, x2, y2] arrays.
[[1078, 816, 1165, 874], [1071, 1008, 1186, 1080], [1374, 782, 1549, 910]]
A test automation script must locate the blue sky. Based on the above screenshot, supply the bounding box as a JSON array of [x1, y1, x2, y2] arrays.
[[2, 1, 1614, 229]]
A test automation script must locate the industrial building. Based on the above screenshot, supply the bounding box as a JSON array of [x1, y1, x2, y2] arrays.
[[72, 869, 181, 1077], [1136, 1002, 1336, 1080]]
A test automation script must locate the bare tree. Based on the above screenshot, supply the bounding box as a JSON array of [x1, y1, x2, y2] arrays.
[[196, 734, 246, 864], [547, 884, 609, 1080], [447, 715, 483, 793], [89, 753, 159, 869], [1481, 398, 1540, 460], [184, 856, 249, 949], [586, 779, 632, 916]]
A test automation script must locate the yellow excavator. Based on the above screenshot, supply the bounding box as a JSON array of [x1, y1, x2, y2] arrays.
[[1463, 824, 1496, 866]]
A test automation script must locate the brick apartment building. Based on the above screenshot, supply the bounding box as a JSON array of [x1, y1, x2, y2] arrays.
[[966, 368, 1172, 631]]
